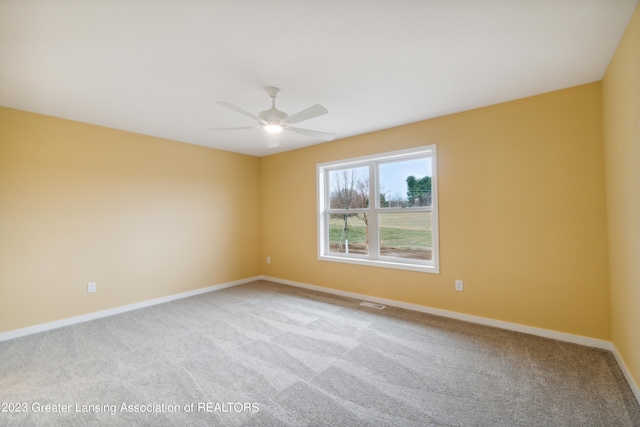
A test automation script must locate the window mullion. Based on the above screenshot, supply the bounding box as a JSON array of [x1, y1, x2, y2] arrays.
[[323, 169, 331, 255], [368, 162, 379, 259]]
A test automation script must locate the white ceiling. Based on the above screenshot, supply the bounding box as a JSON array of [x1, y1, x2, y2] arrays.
[[1, 0, 637, 157]]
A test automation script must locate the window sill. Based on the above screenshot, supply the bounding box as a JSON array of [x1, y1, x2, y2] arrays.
[[319, 254, 439, 274]]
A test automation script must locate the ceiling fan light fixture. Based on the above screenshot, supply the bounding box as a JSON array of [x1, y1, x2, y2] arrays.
[[264, 124, 283, 133]]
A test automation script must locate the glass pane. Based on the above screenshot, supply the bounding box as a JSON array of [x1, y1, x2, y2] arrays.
[[328, 213, 369, 255], [378, 157, 431, 207], [329, 166, 369, 209], [379, 211, 432, 260]]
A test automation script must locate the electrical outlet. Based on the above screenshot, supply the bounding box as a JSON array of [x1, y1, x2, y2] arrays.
[[88, 282, 96, 293], [267, 256, 271, 264], [455, 280, 463, 292]]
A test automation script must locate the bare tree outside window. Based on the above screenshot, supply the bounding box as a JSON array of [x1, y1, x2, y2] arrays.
[[329, 168, 369, 254]]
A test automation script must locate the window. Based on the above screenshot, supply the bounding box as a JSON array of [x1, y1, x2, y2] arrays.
[[317, 145, 439, 273]]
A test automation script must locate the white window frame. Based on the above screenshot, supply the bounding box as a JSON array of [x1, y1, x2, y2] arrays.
[[317, 145, 439, 274]]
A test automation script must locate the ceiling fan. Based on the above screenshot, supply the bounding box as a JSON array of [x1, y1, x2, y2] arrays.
[[211, 87, 336, 148]]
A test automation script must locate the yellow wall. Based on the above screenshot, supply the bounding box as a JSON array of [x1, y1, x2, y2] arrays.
[[1, 83, 613, 342], [602, 2, 640, 393], [0, 107, 260, 333], [260, 83, 611, 339]]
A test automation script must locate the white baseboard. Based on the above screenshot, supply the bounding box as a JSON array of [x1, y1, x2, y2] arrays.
[[260, 275, 612, 350], [611, 343, 640, 404], [0, 276, 259, 343], [1, 274, 611, 350]]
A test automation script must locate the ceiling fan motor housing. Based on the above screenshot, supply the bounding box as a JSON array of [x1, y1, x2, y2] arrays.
[[259, 87, 288, 126], [259, 108, 288, 126]]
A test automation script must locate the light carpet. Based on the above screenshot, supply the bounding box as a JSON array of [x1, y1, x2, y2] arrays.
[[1, 280, 638, 426]]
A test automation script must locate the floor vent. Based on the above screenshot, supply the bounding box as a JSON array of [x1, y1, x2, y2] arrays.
[[360, 301, 386, 310]]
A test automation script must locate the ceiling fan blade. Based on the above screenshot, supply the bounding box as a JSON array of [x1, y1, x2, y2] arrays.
[[208, 126, 256, 131], [286, 104, 328, 124], [216, 101, 266, 124], [285, 127, 336, 141], [267, 134, 279, 148]]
